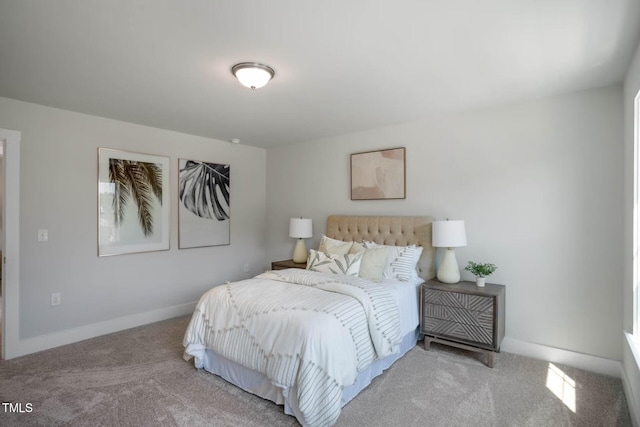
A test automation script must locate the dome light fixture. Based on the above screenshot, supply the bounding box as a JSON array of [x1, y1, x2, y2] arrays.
[[231, 62, 275, 90]]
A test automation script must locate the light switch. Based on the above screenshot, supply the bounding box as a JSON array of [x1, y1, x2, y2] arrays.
[[37, 229, 48, 242]]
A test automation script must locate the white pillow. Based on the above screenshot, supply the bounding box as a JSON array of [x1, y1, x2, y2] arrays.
[[307, 249, 362, 276], [349, 242, 389, 282], [410, 246, 424, 280], [318, 234, 353, 255], [363, 241, 422, 282]]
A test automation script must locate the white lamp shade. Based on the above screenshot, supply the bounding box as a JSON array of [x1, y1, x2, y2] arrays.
[[432, 220, 467, 248], [289, 218, 313, 239]]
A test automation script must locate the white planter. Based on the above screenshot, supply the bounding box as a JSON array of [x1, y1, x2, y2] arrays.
[[476, 277, 486, 287]]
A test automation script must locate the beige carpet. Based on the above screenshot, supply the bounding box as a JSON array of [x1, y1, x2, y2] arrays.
[[0, 315, 631, 426]]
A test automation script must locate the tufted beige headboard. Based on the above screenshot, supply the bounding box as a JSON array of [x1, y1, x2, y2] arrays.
[[326, 215, 436, 280]]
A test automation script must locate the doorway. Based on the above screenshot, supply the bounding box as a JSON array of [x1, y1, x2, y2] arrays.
[[0, 128, 20, 359]]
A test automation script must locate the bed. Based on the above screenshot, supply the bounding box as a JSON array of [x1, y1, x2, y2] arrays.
[[183, 215, 436, 426]]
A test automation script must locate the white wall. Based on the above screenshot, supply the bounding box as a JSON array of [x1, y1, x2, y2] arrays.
[[267, 85, 623, 361], [622, 39, 640, 423], [0, 152, 4, 245], [0, 97, 267, 342]]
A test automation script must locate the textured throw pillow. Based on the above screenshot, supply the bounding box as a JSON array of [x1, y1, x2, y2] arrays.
[[318, 234, 353, 255], [306, 249, 362, 276], [363, 241, 422, 282], [349, 242, 388, 282], [410, 246, 424, 280]]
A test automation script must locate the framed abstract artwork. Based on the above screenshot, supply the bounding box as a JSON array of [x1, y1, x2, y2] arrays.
[[350, 147, 406, 200], [178, 158, 230, 248], [98, 148, 170, 256]]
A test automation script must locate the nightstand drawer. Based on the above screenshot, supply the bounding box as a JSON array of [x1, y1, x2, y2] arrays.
[[423, 303, 493, 329], [423, 288, 494, 312], [422, 317, 493, 346], [271, 259, 307, 270]]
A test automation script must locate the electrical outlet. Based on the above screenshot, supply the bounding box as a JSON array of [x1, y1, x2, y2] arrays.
[[38, 229, 48, 242], [243, 262, 249, 273], [51, 293, 61, 306]]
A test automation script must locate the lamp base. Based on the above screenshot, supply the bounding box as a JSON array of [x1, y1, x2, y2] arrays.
[[292, 239, 308, 264], [437, 248, 461, 284]]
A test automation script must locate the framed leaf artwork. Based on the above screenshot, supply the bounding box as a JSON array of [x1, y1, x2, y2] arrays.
[[98, 148, 170, 256], [178, 158, 231, 248]]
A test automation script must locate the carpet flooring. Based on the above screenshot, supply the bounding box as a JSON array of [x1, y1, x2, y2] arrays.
[[0, 315, 631, 426]]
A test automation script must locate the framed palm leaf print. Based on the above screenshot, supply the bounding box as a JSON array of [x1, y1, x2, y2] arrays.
[[98, 148, 170, 256], [178, 158, 230, 248]]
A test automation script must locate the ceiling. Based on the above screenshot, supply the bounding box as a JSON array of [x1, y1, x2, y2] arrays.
[[1, 0, 639, 149]]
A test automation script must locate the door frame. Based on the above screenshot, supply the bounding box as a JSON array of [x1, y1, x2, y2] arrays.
[[1, 128, 21, 359]]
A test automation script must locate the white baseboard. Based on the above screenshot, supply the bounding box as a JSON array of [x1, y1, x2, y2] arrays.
[[7, 301, 197, 359], [621, 362, 640, 427], [623, 333, 640, 427], [501, 336, 621, 377]]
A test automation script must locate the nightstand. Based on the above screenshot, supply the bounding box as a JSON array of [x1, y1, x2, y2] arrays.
[[420, 280, 505, 368], [271, 259, 307, 270]]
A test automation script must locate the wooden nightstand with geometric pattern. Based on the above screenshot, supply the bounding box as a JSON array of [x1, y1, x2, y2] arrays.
[[420, 280, 505, 368]]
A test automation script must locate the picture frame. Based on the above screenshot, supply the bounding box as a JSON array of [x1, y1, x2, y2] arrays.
[[350, 147, 406, 200], [98, 148, 170, 256], [178, 158, 230, 248]]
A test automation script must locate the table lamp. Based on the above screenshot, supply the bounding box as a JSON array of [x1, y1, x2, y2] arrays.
[[432, 219, 467, 283], [289, 218, 313, 263]]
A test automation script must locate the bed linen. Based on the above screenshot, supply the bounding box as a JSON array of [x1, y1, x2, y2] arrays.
[[183, 269, 406, 427], [195, 326, 419, 421], [378, 276, 423, 335], [188, 275, 422, 420]]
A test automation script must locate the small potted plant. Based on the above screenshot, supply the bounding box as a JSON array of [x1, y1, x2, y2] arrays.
[[464, 261, 497, 287]]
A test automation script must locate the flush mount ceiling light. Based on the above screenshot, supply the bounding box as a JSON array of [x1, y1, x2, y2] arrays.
[[231, 62, 275, 90]]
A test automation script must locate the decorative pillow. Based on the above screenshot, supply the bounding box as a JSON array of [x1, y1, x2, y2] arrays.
[[306, 249, 362, 276], [410, 246, 424, 280], [349, 242, 388, 282], [363, 241, 422, 282], [318, 234, 353, 255]]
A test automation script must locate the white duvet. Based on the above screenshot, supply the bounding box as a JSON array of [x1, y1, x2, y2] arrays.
[[183, 269, 403, 427]]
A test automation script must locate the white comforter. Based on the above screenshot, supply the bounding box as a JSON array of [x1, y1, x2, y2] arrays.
[[183, 269, 402, 427]]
